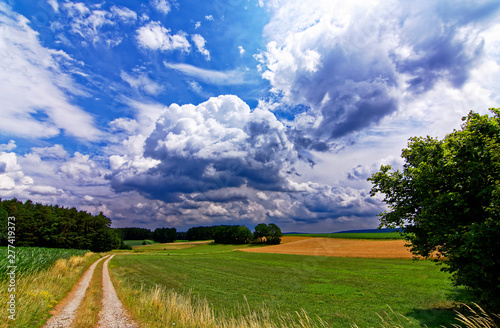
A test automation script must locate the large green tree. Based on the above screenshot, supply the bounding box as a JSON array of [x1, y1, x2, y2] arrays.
[[368, 109, 500, 308]]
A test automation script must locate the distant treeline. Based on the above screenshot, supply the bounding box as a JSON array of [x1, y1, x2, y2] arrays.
[[184, 224, 283, 245], [0, 198, 119, 252], [114, 227, 176, 243]]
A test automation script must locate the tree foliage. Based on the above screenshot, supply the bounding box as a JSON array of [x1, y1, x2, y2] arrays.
[[213, 225, 253, 244], [153, 227, 176, 243], [0, 198, 120, 252], [186, 226, 218, 241], [368, 109, 500, 308], [254, 223, 283, 244]]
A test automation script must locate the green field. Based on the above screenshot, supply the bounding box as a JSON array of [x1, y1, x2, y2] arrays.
[[286, 232, 404, 240], [123, 239, 161, 246], [110, 242, 464, 327]]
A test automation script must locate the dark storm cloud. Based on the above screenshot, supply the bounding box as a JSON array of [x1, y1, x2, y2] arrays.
[[259, 0, 500, 149], [108, 95, 300, 203]]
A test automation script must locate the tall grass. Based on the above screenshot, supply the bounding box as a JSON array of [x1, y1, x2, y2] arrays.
[[0, 246, 90, 278], [112, 276, 330, 328], [0, 251, 99, 328], [450, 304, 500, 328]]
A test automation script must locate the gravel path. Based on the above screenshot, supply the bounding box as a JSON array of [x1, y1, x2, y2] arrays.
[[97, 254, 139, 328], [43, 255, 109, 328]]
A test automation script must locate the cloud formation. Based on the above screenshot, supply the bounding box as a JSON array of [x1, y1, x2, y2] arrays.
[[258, 0, 500, 147], [108, 95, 301, 201], [0, 3, 100, 140], [137, 21, 190, 52]]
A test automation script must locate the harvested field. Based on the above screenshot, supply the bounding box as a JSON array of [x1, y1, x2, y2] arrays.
[[241, 236, 414, 258]]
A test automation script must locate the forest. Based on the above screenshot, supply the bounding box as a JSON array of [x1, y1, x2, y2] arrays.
[[0, 198, 120, 252]]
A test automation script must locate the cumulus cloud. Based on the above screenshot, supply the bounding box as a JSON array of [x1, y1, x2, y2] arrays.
[[136, 21, 190, 52], [0, 3, 100, 140], [192, 34, 210, 60], [108, 95, 301, 201], [258, 0, 500, 148], [152, 0, 171, 15], [0, 140, 17, 152]]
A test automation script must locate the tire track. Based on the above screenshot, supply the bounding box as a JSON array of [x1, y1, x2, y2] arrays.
[[97, 254, 138, 328], [43, 255, 109, 328]]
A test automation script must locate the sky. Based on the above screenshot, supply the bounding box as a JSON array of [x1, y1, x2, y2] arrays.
[[1, 0, 500, 233]]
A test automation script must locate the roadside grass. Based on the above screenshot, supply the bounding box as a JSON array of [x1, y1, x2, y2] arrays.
[[285, 232, 404, 240], [0, 250, 99, 328], [110, 246, 463, 327], [71, 256, 104, 328]]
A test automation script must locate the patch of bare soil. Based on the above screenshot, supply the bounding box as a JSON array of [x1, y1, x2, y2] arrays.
[[241, 236, 414, 259]]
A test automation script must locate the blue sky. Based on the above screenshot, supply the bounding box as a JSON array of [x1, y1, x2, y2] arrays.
[[1, 0, 500, 232]]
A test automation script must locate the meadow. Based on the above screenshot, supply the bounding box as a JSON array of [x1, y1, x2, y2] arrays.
[[110, 241, 465, 327]]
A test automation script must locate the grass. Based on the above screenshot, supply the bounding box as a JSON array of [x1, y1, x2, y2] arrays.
[[110, 243, 463, 327], [71, 256, 104, 328], [285, 232, 404, 240], [0, 246, 90, 278], [123, 239, 160, 247], [0, 250, 99, 328]]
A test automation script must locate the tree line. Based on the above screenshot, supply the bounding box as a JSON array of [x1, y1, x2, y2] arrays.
[[114, 227, 176, 243], [0, 198, 119, 252], [184, 224, 283, 244]]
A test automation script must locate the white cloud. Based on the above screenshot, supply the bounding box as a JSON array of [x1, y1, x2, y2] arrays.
[[152, 0, 171, 15], [108, 95, 301, 201], [0, 140, 16, 152], [191, 34, 210, 60], [195, 21, 201, 29], [205, 15, 214, 21], [47, 0, 59, 12], [164, 62, 247, 85], [136, 21, 190, 52], [120, 71, 163, 95], [238, 45, 245, 55], [110, 6, 137, 22], [58, 152, 106, 184], [0, 3, 100, 140], [257, 0, 500, 146]]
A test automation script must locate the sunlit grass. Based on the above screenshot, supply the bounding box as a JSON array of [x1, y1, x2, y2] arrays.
[[0, 251, 99, 328], [111, 247, 460, 327]]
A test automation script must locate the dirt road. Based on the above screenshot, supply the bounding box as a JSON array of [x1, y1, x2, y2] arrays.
[[43, 254, 138, 328]]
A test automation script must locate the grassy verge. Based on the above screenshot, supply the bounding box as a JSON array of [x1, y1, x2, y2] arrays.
[[0, 250, 100, 328], [285, 232, 404, 240], [110, 244, 463, 327], [71, 256, 104, 328]]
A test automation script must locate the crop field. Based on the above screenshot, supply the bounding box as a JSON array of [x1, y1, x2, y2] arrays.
[[110, 240, 463, 327], [241, 236, 414, 258], [286, 232, 404, 239], [0, 246, 90, 278]]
